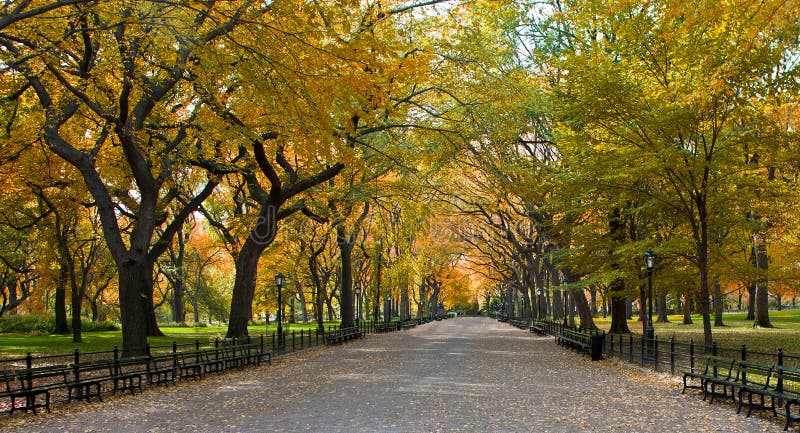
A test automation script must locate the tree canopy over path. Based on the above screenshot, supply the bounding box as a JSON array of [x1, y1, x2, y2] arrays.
[[0, 318, 781, 432], [1, 0, 799, 353]]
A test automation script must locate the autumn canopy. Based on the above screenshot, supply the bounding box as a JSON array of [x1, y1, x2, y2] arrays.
[[0, 0, 798, 354]]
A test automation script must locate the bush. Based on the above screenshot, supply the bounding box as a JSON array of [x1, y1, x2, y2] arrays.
[[80, 320, 120, 332], [159, 321, 210, 328], [0, 314, 55, 334]]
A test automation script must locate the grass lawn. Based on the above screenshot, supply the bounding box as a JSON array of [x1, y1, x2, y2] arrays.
[[594, 309, 800, 355], [0, 321, 339, 359]]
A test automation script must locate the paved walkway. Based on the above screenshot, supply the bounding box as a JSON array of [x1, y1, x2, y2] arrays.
[[0, 317, 783, 432]]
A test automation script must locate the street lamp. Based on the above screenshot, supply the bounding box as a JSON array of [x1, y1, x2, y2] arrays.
[[276, 272, 284, 347], [354, 282, 362, 328], [561, 276, 568, 326], [643, 251, 656, 354], [385, 293, 392, 323]]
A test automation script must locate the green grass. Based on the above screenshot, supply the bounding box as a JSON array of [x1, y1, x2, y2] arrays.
[[0, 321, 340, 359], [594, 309, 800, 355]]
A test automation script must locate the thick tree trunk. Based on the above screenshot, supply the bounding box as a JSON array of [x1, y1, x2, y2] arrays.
[[54, 269, 69, 335], [172, 279, 186, 323], [682, 290, 693, 325], [71, 283, 82, 343], [712, 276, 724, 326], [753, 241, 773, 327], [226, 238, 266, 338], [656, 292, 669, 323], [118, 260, 152, 357], [337, 226, 355, 329], [609, 279, 630, 334]]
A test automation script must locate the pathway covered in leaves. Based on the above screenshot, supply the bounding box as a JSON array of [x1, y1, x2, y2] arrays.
[[0, 317, 782, 432]]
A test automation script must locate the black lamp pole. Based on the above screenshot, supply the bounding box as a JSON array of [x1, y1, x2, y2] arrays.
[[354, 283, 361, 328], [561, 276, 568, 326], [276, 272, 284, 347], [644, 251, 656, 355]]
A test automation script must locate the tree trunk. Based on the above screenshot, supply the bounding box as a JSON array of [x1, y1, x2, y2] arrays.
[[747, 285, 756, 319], [656, 292, 669, 323], [294, 280, 308, 323], [682, 290, 693, 325], [638, 284, 646, 323], [71, 282, 82, 343], [336, 226, 355, 329], [712, 276, 724, 326], [608, 279, 630, 334], [118, 260, 153, 357], [54, 268, 69, 335], [226, 237, 267, 338], [753, 240, 773, 327]]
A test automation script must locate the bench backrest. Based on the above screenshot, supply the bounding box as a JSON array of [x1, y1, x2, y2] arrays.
[[16, 365, 69, 390], [774, 365, 800, 399], [736, 360, 773, 387], [0, 370, 14, 395], [70, 360, 114, 382], [702, 356, 736, 379]]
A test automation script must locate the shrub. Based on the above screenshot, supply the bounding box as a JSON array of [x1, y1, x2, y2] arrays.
[[80, 320, 120, 332], [0, 314, 55, 334]]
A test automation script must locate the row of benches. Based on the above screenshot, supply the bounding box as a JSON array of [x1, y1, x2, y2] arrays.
[[1, 343, 270, 415], [682, 355, 800, 430], [325, 327, 364, 344]]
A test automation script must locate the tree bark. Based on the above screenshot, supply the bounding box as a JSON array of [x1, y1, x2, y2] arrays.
[[712, 276, 724, 326], [656, 292, 669, 323], [752, 240, 773, 327], [227, 234, 269, 338], [54, 267, 70, 335], [337, 225, 355, 329]]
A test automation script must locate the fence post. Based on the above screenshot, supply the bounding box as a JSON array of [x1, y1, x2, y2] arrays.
[[777, 348, 784, 392], [25, 352, 33, 391], [113, 346, 120, 375], [640, 334, 645, 366], [741, 344, 747, 384], [670, 337, 675, 375], [74, 349, 81, 382], [292, 330, 296, 352], [653, 338, 659, 371]]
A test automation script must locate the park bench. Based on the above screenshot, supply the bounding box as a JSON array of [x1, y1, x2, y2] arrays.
[[682, 355, 736, 399], [120, 354, 174, 387], [399, 320, 417, 330], [177, 351, 204, 381], [770, 365, 800, 431], [238, 342, 271, 366], [10, 365, 68, 414], [735, 363, 800, 430], [112, 357, 143, 395], [374, 322, 395, 333], [728, 361, 775, 415], [66, 359, 114, 403], [325, 327, 363, 344], [508, 319, 529, 330], [556, 329, 592, 355], [200, 349, 225, 376], [529, 321, 546, 335], [219, 343, 248, 370], [704, 360, 773, 405]]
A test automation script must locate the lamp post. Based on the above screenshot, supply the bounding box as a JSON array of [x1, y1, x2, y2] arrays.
[[276, 272, 284, 347], [561, 276, 568, 326], [643, 251, 656, 356], [354, 282, 362, 328]]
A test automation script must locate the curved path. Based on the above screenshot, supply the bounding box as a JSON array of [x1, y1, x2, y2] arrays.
[[0, 317, 781, 432]]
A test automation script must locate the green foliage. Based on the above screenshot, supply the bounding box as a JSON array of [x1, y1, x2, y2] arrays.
[[0, 314, 119, 334], [80, 320, 120, 332], [0, 314, 54, 334]]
